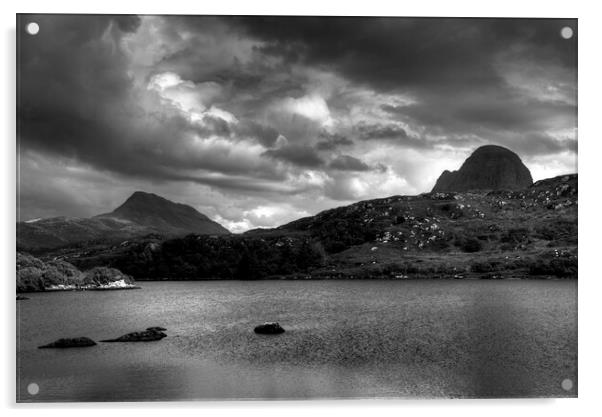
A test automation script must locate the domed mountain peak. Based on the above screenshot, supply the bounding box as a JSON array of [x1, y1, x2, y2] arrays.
[[432, 145, 533, 192]]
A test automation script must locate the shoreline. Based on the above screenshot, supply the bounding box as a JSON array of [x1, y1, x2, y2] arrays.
[[18, 285, 141, 294], [51, 275, 578, 283], [16, 276, 576, 294]]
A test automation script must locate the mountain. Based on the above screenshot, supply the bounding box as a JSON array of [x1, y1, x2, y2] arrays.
[[432, 145, 533, 192], [60, 174, 577, 281], [17, 192, 229, 251], [96, 191, 229, 236]]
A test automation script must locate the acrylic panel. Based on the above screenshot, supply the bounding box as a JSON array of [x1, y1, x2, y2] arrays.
[[16, 14, 578, 402]]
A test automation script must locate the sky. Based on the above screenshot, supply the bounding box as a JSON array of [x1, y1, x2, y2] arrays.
[[17, 15, 577, 232]]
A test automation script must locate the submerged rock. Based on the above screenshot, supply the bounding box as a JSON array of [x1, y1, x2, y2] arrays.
[[254, 322, 285, 335], [16, 294, 29, 300], [101, 329, 167, 342], [38, 337, 97, 348]]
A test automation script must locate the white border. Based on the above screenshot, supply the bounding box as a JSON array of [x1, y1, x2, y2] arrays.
[[2, 1, 600, 415]]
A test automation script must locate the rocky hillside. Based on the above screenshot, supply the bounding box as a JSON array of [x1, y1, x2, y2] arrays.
[[17, 192, 229, 251], [432, 145, 533, 192], [53, 173, 577, 281]]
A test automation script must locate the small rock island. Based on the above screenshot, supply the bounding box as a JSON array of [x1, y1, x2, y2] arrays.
[[101, 328, 167, 342], [38, 337, 97, 349], [254, 322, 286, 335]]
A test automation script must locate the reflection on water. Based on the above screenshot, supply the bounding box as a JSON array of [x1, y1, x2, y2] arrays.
[[17, 280, 577, 401]]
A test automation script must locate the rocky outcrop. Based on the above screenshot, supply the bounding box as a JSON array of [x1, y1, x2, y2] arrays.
[[432, 145, 533, 192], [101, 328, 167, 342], [81, 267, 136, 288], [254, 322, 285, 335], [16, 253, 137, 292], [146, 326, 167, 332], [38, 337, 97, 348]]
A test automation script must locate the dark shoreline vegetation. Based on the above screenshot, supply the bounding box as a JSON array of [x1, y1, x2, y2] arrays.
[[17, 174, 577, 286], [16, 253, 138, 293]]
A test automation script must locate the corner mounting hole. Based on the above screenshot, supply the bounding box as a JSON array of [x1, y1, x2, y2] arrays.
[[26, 22, 39, 35], [561, 378, 573, 391], [27, 382, 39, 395], [560, 26, 573, 39]]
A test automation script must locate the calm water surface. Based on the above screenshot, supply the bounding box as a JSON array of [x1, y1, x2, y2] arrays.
[[17, 280, 577, 401]]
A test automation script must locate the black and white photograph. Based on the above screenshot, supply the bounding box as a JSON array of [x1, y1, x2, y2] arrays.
[[15, 13, 577, 402]]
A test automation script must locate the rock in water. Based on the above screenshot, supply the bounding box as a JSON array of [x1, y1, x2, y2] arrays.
[[38, 337, 97, 348], [254, 322, 285, 335], [146, 326, 167, 332], [432, 145, 533, 192], [16, 294, 29, 300], [101, 329, 167, 342]]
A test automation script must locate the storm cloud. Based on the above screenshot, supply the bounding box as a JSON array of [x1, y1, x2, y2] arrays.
[[17, 15, 577, 230]]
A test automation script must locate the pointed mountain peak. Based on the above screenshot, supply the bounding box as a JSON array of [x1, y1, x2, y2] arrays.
[[97, 192, 230, 235]]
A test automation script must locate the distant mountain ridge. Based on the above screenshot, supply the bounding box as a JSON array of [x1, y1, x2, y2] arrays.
[[432, 145, 533, 192], [17, 191, 229, 250]]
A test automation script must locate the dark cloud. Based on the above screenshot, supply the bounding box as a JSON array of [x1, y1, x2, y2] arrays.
[[504, 133, 577, 157], [113, 15, 142, 33], [355, 122, 431, 149], [263, 145, 325, 168], [234, 17, 577, 92], [235, 120, 280, 147], [234, 16, 577, 159], [357, 122, 408, 140], [382, 96, 576, 137], [315, 133, 354, 151], [329, 155, 371, 171], [198, 115, 233, 137], [18, 15, 153, 171], [17, 14, 286, 190]]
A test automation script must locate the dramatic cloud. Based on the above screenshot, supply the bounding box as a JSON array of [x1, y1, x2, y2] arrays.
[[315, 133, 354, 151], [329, 155, 372, 172], [263, 145, 325, 168], [17, 15, 577, 230]]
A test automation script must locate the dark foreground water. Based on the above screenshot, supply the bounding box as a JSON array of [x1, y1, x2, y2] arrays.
[[17, 280, 577, 401]]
